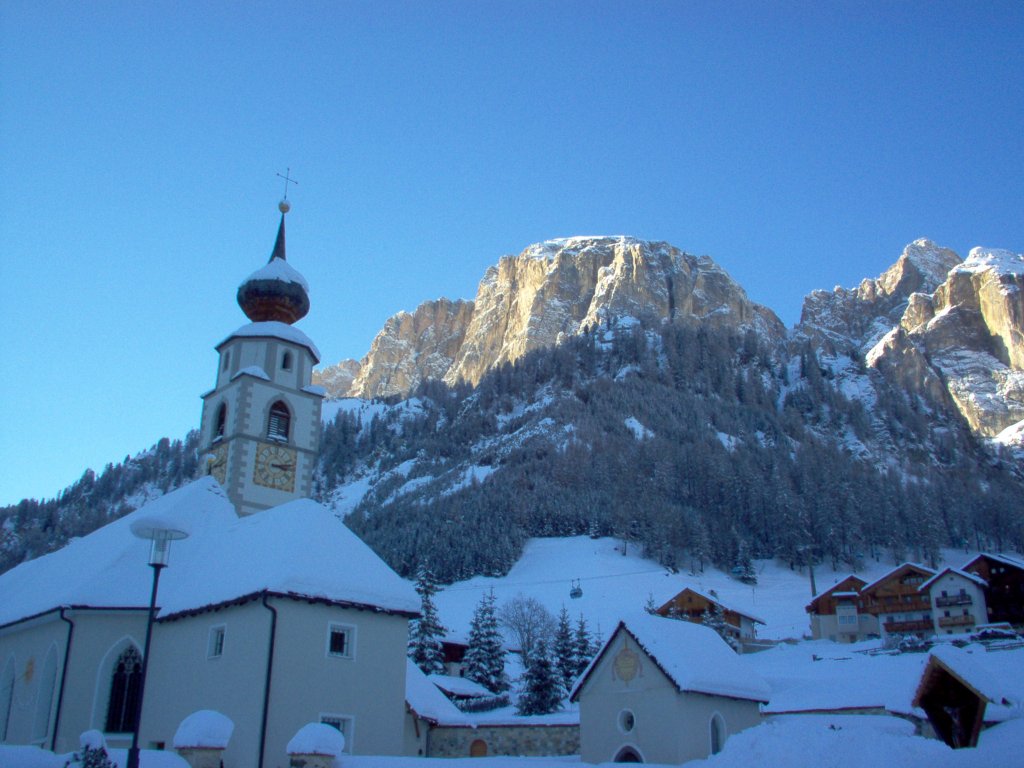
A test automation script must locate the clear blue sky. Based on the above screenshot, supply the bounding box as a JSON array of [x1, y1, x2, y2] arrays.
[[1, 1, 1021, 506]]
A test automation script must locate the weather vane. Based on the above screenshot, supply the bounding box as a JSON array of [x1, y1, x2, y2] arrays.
[[276, 168, 298, 213]]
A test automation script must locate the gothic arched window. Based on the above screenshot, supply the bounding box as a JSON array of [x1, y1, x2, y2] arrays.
[[214, 403, 227, 441], [267, 401, 291, 442], [105, 647, 142, 733]]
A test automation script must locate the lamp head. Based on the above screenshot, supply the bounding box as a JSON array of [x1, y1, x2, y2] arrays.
[[130, 516, 190, 567]]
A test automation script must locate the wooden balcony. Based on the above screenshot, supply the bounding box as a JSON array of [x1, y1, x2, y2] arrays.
[[883, 619, 932, 633], [938, 615, 976, 628], [936, 595, 972, 608]]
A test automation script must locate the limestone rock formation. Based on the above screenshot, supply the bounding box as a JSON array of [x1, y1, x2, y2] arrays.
[[349, 298, 475, 398], [312, 359, 361, 399], [868, 247, 1024, 438], [798, 238, 962, 353], [340, 236, 784, 399]]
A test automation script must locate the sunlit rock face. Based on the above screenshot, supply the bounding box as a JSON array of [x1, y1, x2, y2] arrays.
[[798, 239, 962, 353], [349, 298, 475, 399], [345, 236, 784, 398], [312, 359, 361, 399], [868, 246, 1024, 437]]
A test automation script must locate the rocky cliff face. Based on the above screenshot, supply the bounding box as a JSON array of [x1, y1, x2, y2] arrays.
[[312, 358, 361, 399], [867, 247, 1024, 439], [798, 239, 961, 353], [344, 236, 784, 398]]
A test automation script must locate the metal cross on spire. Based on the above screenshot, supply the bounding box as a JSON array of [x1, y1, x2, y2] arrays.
[[276, 168, 298, 200]]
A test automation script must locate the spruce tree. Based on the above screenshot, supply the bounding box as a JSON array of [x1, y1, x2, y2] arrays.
[[517, 638, 565, 715], [735, 539, 757, 585], [408, 566, 447, 676], [553, 606, 576, 691], [572, 614, 597, 679], [701, 602, 739, 652], [463, 589, 507, 693]]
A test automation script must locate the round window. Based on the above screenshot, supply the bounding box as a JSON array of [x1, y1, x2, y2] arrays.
[[618, 709, 636, 733]]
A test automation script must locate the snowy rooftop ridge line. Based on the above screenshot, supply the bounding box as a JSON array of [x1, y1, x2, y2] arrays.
[[219, 321, 321, 363]]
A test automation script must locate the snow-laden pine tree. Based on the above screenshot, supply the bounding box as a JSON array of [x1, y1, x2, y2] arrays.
[[735, 539, 757, 585], [553, 606, 575, 691], [408, 567, 447, 675], [463, 589, 507, 693], [701, 602, 739, 652], [572, 613, 597, 679], [517, 637, 565, 715]]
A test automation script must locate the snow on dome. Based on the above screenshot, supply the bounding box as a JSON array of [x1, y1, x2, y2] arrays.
[[221, 321, 321, 363], [129, 514, 191, 542], [240, 256, 310, 294], [173, 710, 234, 749], [956, 247, 1024, 277], [287, 722, 345, 757], [573, 611, 770, 703], [80, 730, 107, 750]]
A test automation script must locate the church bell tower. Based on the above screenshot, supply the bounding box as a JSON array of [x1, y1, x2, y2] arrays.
[[199, 198, 324, 516]]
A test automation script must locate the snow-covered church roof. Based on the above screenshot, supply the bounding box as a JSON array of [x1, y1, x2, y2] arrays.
[[571, 611, 770, 704], [0, 477, 418, 628]]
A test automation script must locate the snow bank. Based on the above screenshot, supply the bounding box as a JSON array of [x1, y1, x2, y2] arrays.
[[172, 709, 234, 749], [287, 722, 346, 756]]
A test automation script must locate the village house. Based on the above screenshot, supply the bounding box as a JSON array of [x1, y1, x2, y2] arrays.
[[919, 568, 989, 637], [571, 612, 768, 764], [654, 587, 764, 644], [962, 553, 1024, 628], [844, 563, 936, 642], [805, 575, 878, 642]]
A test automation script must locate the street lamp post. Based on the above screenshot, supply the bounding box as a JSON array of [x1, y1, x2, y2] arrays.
[[127, 518, 189, 768]]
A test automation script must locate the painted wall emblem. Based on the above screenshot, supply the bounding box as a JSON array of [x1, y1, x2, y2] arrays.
[[612, 639, 642, 683]]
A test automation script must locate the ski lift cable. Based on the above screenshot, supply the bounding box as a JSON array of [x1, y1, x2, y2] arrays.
[[440, 566, 670, 593]]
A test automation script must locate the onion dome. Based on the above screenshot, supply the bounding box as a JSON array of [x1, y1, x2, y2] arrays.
[[236, 201, 311, 324]]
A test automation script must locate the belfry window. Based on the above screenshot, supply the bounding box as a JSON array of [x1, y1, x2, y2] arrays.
[[267, 401, 290, 441], [282, 351, 293, 371], [105, 647, 142, 733], [214, 403, 227, 441]]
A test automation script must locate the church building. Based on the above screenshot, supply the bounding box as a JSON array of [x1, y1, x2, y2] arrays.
[[0, 201, 419, 765]]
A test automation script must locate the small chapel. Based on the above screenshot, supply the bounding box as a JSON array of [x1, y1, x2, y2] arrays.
[[0, 200, 420, 766]]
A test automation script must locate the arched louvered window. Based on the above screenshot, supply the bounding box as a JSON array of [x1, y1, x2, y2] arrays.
[[214, 403, 227, 440], [267, 401, 290, 442], [105, 647, 142, 733]]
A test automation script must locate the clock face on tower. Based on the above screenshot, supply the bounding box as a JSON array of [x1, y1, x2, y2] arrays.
[[253, 442, 297, 492], [207, 443, 228, 485]]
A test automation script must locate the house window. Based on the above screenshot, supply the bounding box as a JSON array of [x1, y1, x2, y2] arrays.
[[208, 626, 226, 659], [267, 401, 290, 441], [326, 624, 355, 659], [105, 647, 142, 733], [282, 351, 293, 371], [320, 715, 353, 753], [214, 403, 227, 441]]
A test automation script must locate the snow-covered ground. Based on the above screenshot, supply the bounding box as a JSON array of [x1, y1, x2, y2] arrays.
[[434, 536, 981, 643]]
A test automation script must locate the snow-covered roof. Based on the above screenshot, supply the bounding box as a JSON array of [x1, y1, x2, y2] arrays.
[[962, 552, 1024, 572], [660, 586, 765, 624], [913, 645, 1009, 708], [859, 563, 935, 595], [218, 321, 320, 363], [572, 612, 770, 704], [427, 673, 492, 699], [405, 660, 466, 726], [918, 567, 987, 593], [240, 255, 310, 293], [0, 478, 419, 628]]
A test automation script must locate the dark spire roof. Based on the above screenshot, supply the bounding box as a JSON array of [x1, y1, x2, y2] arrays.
[[236, 203, 310, 325]]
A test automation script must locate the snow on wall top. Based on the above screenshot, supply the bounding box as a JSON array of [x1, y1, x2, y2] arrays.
[[219, 321, 321, 363], [0, 477, 418, 628], [574, 611, 770, 703], [286, 722, 345, 757], [172, 710, 235, 749], [920, 645, 1010, 705], [240, 256, 310, 293], [428, 672, 492, 698]]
